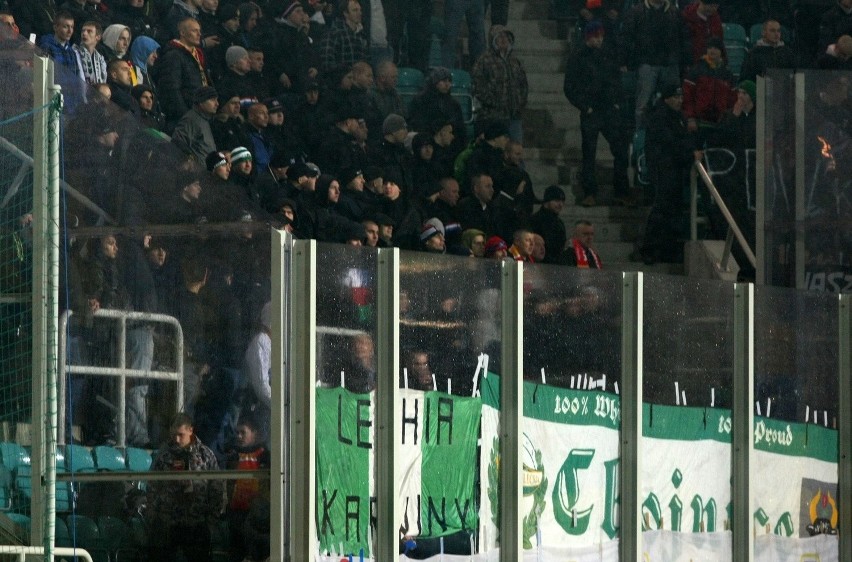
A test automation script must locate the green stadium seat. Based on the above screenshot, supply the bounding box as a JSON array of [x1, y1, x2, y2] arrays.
[[450, 69, 472, 92], [6, 512, 30, 542], [92, 446, 125, 471], [67, 514, 109, 562], [65, 445, 95, 473], [98, 516, 139, 562]]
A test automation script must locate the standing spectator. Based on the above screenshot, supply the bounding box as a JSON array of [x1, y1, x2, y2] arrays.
[[817, 34, 852, 69], [315, 106, 368, 176], [154, 17, 212, 129], [563, 220, 603, 268], [244, 102, 273, 170], [457, 172, 498, 235], [211, 92, 251, 151], [408, 67, 467, 150], [819, 0, 852, 53], [740, 19, 796, 82], [38, 11, 80, 79], [225, 414, 270, 562], [369, 113, 412, 190], [495, 140, 537, 218], [100, 24, 132, 63], [637, 84, 702, 264], [129, 35, 161, 86], [12, 0, 56, 40], [172, 85, 219, 162], [682, 37, 737, 138], [681, 1, 724, 68], [465, 120, 509, 193], [620, 0, 687, 126], [319, 0, 369, 72], [58, 0, 106, 44], [259, 0, 319, 95], [564, 21, 630, 207], [111, 0, 162, 42], [529, 185, 567, 264], [471, 25, 528, 142], [106, 58, 141, 116], [148, 413, 226, 562], [216, 45, 258, 104], [73, 20, 108, 85], [206, 4, 243, 80], [441, 0, 485, 68], [132, 84, 166, 130]]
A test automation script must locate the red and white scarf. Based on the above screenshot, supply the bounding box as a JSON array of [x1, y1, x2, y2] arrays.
[[572, 238, 602, 268]]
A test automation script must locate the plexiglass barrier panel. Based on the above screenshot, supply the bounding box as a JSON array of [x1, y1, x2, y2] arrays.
[[314, 243, 378, 557], [752, 285, 839, 558], [516, 264, 623, 555], [762, 70, 797, 288], [800, 70, 852, 293], [398, 251, 500, 557], [642, 275, 735, 558]]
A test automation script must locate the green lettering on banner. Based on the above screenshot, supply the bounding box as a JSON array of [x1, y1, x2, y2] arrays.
[[316, 387, 371, 556], [420, 392, 481, 537]]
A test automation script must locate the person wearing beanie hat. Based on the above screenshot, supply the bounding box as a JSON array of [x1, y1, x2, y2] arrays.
[[484, 235, 508, 259], [412, 132, 443, 202], [225, 45, 250, 69], [529, 184, 567, 263], [382, 114, 408, 137], [635, 68, 703, 265], [407, 67, 468, 148], [464, 120, 509, 190], [230, 146, 253, 178], [206, 150, 231, 177], [682, 35, 737, 134], [472, 24, 528, 141], [171, 86, 219, 162], [564, 14, 631, 207], [216, 46, 259, 109], [420, 217, 446, 252], [737, 80, 756, 103]]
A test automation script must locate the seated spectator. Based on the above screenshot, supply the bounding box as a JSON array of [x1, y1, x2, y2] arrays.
[[740, 19, 796, 82], [256, 150, 295, 214], [336, 167, 376, 222], [682, 38, 737, 135], [563, 220, 603, 268], [430, 120, 458, 178], [129, 35, 161, 87], [362, 218, 381, 246], [339, 333, 376, 392], [426, 177, 461, 241], [531, 233, 546, 262], [484, 235, 508, 259], [316, 106, 368, 176], [420, 217, 447, 253], [158, 171, 207, 224], [403, 349, 434, 390], [171, 85, 219, 162], [819, 0, 852, 54], [73, 20, 107, 85], [461, 228, 486, 257], [817, 34, 852, 69], [350, 61, 384, 142], [148, 413, 225, 562], [507, 229, 535, 262], [382, 173, 423, 249], [411, 133, 443, 203], [245, 47, 270, 100]]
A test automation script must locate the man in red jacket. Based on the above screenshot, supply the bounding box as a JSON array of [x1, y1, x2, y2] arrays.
[[681, 0, 724, 67]]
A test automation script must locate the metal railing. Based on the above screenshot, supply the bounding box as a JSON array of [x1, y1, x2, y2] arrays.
[[58, 309, 184, 448], [690, 160, 757, 272], [0, 545, 94, 562]]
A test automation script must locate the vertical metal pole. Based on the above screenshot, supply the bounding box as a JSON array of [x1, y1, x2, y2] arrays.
[[732, 284, 754, 561], [794, 72, 806, 289], [288, 239, 317, 560], [30, 54, 52, 548], [375, 249, 400, 561], [499, 260, 523, 562], [620, 272, 643, 562], [839, 294, 851, 561], [690, 168, 698, 241], [270, 229, 292, 562], [755, 76, 766, 285], [118, 318, 126, 448]]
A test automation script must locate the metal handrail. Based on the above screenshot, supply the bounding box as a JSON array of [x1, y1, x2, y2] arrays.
[[0, 545, 94, 562], [689, 160, 757, 271], [58, 309, 184, 448]]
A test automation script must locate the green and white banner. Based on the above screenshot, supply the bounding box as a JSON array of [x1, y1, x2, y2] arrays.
[[479, 375, 840, 560], [314, 376, 839, 560], [315, 387, 481, 556]]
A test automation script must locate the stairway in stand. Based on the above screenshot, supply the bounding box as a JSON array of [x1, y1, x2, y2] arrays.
[[506, 0, 683, 273]]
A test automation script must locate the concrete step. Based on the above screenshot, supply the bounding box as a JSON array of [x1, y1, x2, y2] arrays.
[[526, 72, 566, 94], [508, 19, 559, 39], [594, 240, 639, 262], [516, 53, 566, 73], [513, 37, 569, 54], [508, 1, 552, 21]]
